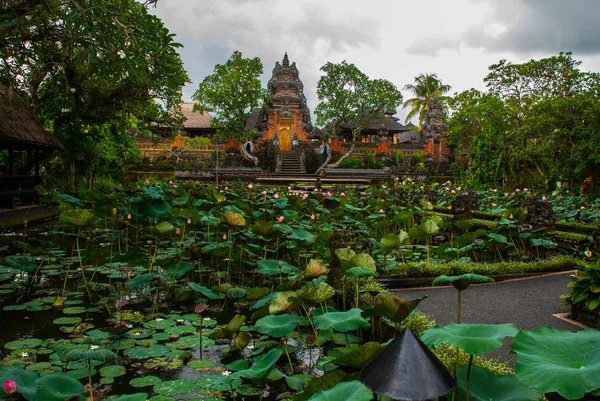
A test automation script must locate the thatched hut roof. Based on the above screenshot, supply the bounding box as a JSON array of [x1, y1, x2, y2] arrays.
[[0, 86, 64, 150], [181, 102, 213, 129]]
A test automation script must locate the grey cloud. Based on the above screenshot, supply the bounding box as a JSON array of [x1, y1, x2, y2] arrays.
[[408, 0, 600, 56]]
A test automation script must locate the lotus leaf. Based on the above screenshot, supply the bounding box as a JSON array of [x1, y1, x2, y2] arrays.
[[154, 222, 175, 235], [304, 259, 327, 278], [346, 253, 377, 273], [223, 314, 246, 336], [187, 359, 214, 369], [246, 287, 271, 300], [237, 348, 284, 379], [35, 373, 85, 401], [141, 185, 165, 200], [110, 394, 149, 401], [62, 306, 87, 314], [59, 209, 97, 228], [454, 365, 542, 401], [529, 238, 557, 248], [56, 193, 81, 205], [227, 287, 248, 299], [362, 293, 428, 323], [99, 365, 126, 378], [379, 231, 409, 253], [0, 365, 39, 400], [486, 233, 509, 244], [124, 344, 169, 359], [153, 379, 197, 395], [129, 375, 160, 387], [285, 374, 313, 392], [289, 229, 315, 243], [297, 282, 335, 304], [419, 219, 440, 235], [257, 259, 298, 275], [313, 308, 370, 332], [511, 326, 600, 400], [222, 211, 246, 227], [345, 266, 377, 278], [269, 290, 298, 314], [432, 274, 494, 291], [64, 347, 116, 362], [187, 282, 224, 299], [334, 248, 356, 262], [330, 342, 381, 368], [252, 221, 276, 237], [421, 323, 518, 355], [254, 314, 308, 337], [201, 241, 232, 256], [307, 380, 372, 401], [227, 359, 250, 371], [3, 256, 38, 274]]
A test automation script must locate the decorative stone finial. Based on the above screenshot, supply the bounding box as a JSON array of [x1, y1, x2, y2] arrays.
[[282, 52, 289, 67]]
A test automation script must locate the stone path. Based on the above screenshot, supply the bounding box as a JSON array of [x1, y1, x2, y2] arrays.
[[393, 271, 583, 364]]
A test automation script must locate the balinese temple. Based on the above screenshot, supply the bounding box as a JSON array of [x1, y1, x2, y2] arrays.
[[247, 52, 313, 150]]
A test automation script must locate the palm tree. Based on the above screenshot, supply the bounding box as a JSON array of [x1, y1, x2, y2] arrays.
[[402, 73, 452, 126]]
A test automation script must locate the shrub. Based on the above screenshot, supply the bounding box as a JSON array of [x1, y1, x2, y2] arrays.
[[339, 157, 362, 169]]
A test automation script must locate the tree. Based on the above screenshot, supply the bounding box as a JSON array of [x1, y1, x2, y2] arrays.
[[402, 73, 452, 126], [192, 51, 265, 165], [315, 61, 402, 168], [1, 0, 189, 189]]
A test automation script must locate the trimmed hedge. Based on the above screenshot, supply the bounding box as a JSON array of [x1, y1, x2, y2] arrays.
[[390, 255, 579, 277]]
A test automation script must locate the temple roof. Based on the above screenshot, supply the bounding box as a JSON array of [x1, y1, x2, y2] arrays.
[[338, 110, 409, 133], [181, 102, 213, 129]]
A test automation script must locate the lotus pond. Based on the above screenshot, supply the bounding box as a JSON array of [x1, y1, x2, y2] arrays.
[[0, 180, 599, 401]]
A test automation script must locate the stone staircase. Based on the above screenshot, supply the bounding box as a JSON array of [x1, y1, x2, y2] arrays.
[[278, 151, 303, 175]]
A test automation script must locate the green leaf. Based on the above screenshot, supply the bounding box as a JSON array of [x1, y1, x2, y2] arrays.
[[254, 314, 308, 338], [421, 323, 519, 355], [222, 211, 246, 227], [419, 219, 440, 235], [257, 259, 298, 275], [59, 209, 97, 228], [154, 221, 175, 235], [268, 290, 297, 314], [511, 327, 600, 400], [297, 282, 335, 304], [289, 229, 315, 243], [330, 342, 381, 368], [238, 348, 284, 379], [313, 308, 370, 332], [109, 394, 149, 401], [187, 282, 224, 299], [307, 380, 372, 401], [153, 379, 197, 395], [35, 373, 85, 401], [345, 266, 377, 278], [454, 365, 542, 401], [432, 274, 494, 291], [334, 248, 355, 262], [348, 253, 376, 272]]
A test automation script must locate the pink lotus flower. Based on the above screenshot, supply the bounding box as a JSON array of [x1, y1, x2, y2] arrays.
[[523, 188, 528, 192], [567, 190, 570, 193], [288, 186, 291, 190], [127, 213, 131, 220], [340, 192, 345, 197], [492, 203, 497, 207], [187, 218, 191, 224], [326, 191, 332, 196], [492, 189, 497, 193], [542, 195, 547, 201], [248, 184, 253, 189], [445, 187, 450, 191], [504, 193, 509, 197], [169, 180, 173, 184], [378, 209, 385, 214], [451, 190, 456, 194], [274, 193, 279, 199], [278, 216, 284, 222], [314, 188, 318, 192], [382, 185, 387, 189], [515, 188, 521, 192], [310, 214, 315, 220], [222, 234, 227, 240], [4, 380, 16, 394], [420, 186, 424, 190], [302, 194, 309, 200], [581, 206, 586, 210], [262, 190, 267, 195], [144, 178, 150, 184], [175, 228, 180, 235], [219, 189, 224, 193], [509, 213, 514, 219]]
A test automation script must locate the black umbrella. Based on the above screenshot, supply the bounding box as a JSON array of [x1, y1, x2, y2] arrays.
[[360, 328, 455, 400]]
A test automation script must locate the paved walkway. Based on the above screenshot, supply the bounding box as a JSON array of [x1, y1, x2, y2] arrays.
[[393, 271, 583, 364]]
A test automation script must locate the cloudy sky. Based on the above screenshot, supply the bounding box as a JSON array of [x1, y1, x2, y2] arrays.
[[149, 0, 600, 124]]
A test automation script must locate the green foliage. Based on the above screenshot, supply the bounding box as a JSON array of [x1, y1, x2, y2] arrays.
[[315, 60, 402, 140], [192, 51, 265, 139], [392, 255, 579, 277], [561, 261, 600, 311]]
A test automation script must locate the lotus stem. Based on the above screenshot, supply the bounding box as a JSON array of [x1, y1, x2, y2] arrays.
[[87, 360, 94, 401], [282, 340, 294, 374], [465, 354, 474, 401], [199, 318, 203, 359]]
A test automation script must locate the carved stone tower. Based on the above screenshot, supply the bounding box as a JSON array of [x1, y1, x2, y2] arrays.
[[420, 101, 451, 162], [263, 52, 312, 151]]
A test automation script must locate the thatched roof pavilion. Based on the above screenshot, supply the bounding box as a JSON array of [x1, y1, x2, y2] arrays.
[[0, 85, 64, 151]]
